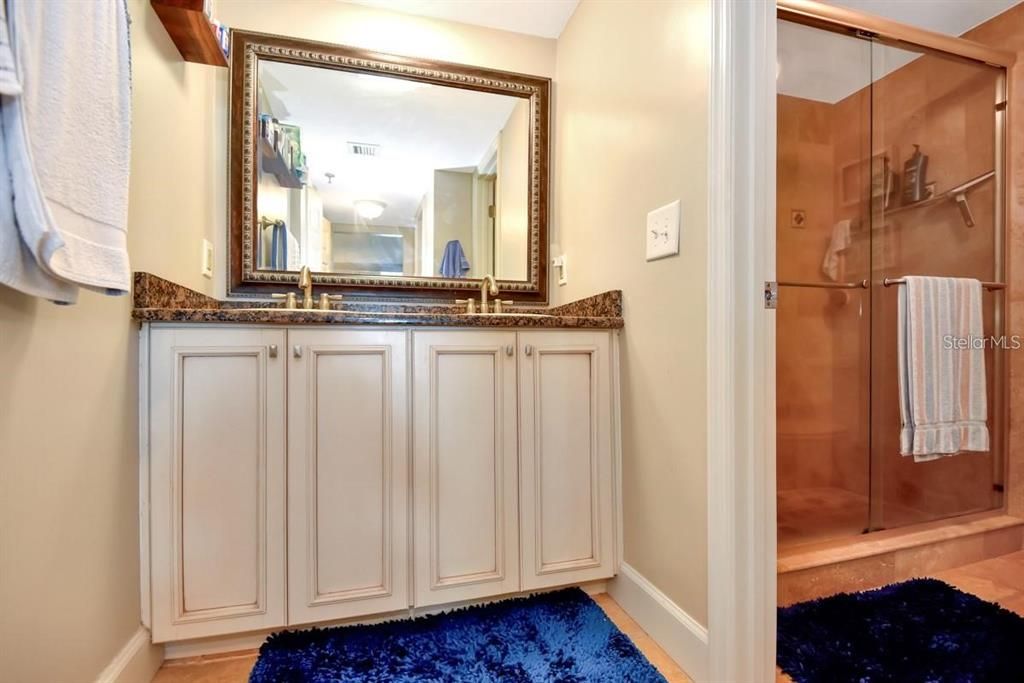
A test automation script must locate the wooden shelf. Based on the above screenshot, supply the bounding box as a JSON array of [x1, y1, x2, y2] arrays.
[[259, 137, 303, 189], [151, 0, 228, 67]]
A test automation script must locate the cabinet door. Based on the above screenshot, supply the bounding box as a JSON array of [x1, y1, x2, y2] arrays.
[[412, 331, 519, 606], [149, 327, 286, 642], [287, 329, 409, 625], [518, 331, 615, 589]]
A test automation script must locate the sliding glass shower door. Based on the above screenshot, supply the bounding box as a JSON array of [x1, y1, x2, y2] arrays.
[[868, 40, 1005, 532], [775, 19, 1005, 550]]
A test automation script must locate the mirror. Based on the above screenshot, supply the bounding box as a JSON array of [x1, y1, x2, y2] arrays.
[[229, 31, 550, 302]]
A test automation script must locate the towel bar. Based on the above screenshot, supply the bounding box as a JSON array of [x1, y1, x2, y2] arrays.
[[882, 277, 1005, 290]]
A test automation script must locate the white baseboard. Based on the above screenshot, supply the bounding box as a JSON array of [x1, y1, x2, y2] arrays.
[[94, 626, 164, 683], [609, 563, 709, 682]]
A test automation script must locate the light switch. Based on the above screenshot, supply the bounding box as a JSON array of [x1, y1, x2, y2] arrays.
[[646, 200, 681, 261], [201, 239, 214, 279]]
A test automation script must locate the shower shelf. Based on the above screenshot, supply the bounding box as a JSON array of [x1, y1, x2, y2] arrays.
[[879, 170, 994, 227]]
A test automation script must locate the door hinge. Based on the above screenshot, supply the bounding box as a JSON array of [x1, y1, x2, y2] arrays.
[[488, 205, 495, 218], [764, 281, 778, 309]]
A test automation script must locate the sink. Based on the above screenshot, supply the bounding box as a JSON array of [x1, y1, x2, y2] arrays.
[[229, 307, 343, 313], [461, 312, 555, 318]]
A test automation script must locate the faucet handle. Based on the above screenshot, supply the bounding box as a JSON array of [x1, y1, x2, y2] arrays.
[[455, 298, 477, 314], [493, 299, 514, 314], [318, 293, 343, 311], [272, 292, 298, 309]]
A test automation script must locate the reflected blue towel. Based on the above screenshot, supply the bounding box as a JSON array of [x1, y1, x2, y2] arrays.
[[439, 239, 470, 278], [270, 221, 287, 270]]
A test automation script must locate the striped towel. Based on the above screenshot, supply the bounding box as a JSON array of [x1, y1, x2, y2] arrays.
[[898, 276, 989, 462]]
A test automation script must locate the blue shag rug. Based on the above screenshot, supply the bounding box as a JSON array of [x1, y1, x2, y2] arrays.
[[777, 578, 1024, 682], [250, 588, 666, 682]]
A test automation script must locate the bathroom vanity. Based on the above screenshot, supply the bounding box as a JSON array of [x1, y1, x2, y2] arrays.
[[135, 26, 624, 648], [135, 276, 623, 644]]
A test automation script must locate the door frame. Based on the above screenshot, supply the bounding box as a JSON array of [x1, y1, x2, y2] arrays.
[[706, 1, 777, 680], [706, 2, 1017, 679]]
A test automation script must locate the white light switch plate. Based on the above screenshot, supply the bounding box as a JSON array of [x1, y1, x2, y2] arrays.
[[646, 200, 681, 261], [201, 239, 214, 279]]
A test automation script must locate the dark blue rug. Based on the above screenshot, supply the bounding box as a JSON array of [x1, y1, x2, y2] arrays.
[[778, 578, 1024, 682], [250, 588, 666, 682]]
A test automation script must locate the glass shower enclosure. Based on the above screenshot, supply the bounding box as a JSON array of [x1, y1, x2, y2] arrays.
[[775, 18, 1006, 549]]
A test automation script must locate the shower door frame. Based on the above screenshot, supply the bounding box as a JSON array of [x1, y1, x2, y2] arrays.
[[777, 1, 1014, 536], [707, 1, 1015, 679]]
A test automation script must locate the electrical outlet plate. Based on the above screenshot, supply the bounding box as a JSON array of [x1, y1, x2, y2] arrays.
[[552, 254, 568, 286], [201, 239, 214, 279], [646, 199, 681, 261]]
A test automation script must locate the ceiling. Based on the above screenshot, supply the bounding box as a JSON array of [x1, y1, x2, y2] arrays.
[[779, 0, 1020, 103], [260, 61, 521, 227], [340, 0, 579, 39]]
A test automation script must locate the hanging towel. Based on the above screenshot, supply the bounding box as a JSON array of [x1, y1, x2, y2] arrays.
[[897, 276, 989, 462], [0, 116, 76, 302], [4, 0, 132, 295], [439, 239, 470, 278], [821, 218, 852, 281], [286, 228, 301, 271], [0, 1, 21, 96], [269, 221, 287, 270]]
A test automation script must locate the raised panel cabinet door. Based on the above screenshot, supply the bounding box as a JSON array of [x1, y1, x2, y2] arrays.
[[412, 330, 520, 607], [287, 329, 409, 625], [518, 331, 615, 589], [148, 326, 287, 642]]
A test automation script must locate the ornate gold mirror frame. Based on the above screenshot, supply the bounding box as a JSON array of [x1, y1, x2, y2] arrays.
[[228, 30, 551, 302]]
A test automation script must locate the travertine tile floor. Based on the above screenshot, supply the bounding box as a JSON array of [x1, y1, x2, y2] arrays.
[[777, 550, 1024, 682], [151, 593, 693, 683]]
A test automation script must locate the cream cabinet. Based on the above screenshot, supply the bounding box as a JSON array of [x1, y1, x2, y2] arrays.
[[286, 329, 409, 625], [518, 331, 615, 589], [143, 324, 618, 643], [411, 331, 520, 606], [148, 327, 288, 642]]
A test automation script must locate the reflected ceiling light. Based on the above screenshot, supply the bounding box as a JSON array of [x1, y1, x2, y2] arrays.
[[355, 199, 387, 220], [356, 73, 424, 94]]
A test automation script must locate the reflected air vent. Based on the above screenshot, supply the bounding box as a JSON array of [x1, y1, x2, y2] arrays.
[[348, 141, 380, 157]]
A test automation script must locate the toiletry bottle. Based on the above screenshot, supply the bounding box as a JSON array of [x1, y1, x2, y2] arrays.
[[902, 144, 928, 204]]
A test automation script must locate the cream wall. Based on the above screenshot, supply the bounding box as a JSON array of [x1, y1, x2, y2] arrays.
[[0, 0, 215, 680], [552, 0, 711, 625]]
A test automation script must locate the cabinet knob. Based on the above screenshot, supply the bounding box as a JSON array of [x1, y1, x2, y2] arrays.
[[293, 345, 303, 358], [505, 344, 514, 357], [268, 344, 278, 358], [524, 344, 533, 356]]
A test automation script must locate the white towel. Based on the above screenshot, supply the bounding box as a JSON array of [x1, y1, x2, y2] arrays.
[[0, 0, 21, 96], [0, 113, 76, 302], [821, 219, 851, 281], [897, 276, 989, 462], [4, 0, 132, 295], [286, 229, 301, 271]]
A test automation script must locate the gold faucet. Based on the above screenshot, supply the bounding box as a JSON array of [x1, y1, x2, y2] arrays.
[[272, 265, 316, 310], [456, 274, 514, 314], [298, 265, 314, 310], [479, 274, 498, 314]]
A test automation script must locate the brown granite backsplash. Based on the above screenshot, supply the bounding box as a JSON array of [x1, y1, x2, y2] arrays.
[[133, 272, 220, 309], [132, 272, 623, 329], [548, 290, 623, 318]]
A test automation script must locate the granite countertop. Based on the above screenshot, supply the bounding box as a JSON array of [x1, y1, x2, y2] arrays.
[[131, 273, 624, 329]]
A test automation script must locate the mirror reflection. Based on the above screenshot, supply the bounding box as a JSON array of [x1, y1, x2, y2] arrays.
[[255, 60, 530, 281]]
